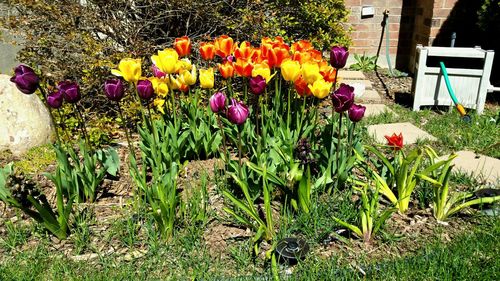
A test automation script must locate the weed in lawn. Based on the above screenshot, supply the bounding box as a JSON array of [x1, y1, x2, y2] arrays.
[[0, 220, 30, 252], [72, 208, 95, 254], [13, 144, 55, 175], [110, 215, 142, 248]]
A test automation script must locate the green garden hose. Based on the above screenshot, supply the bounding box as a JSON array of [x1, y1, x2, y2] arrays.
[[383, 11, 395, 77]]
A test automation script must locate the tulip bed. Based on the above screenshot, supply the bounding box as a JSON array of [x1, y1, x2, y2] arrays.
[[1, 35, 500, 279]]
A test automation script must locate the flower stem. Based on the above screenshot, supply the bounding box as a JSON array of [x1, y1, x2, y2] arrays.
[[237, 126, 243, 178], [170, 89, 177, 127], [336, 112, 343, 187], [116, 102, 134, 156], [37, 85, 61, 144], [287, 83, 291, 132], [216, 114, 229, 165], [73, 103, 91, 149]]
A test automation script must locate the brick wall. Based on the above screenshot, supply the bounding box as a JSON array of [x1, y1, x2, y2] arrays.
[[345, 0, 460, 71], [344, 0, 404, 68]]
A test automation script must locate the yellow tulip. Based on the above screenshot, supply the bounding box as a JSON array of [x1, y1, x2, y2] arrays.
[[169, 75, 182, 90], [154, 98, 166, 114], [301, 61, 321, 84], [252, 62, 275, 83], [179, 64, 197, 86], [280, 59, 301, 82], [149, 77, 169, 98], [111, 58, 142, 83], [175, 58, 193, 73], [199, 68, 215, 89], [151, 48, 178, 74], [308, 79, 332, 99]]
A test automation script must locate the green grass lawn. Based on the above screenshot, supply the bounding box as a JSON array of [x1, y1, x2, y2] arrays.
[[360, 105, 500, 159], [0, 216, 498, 280]]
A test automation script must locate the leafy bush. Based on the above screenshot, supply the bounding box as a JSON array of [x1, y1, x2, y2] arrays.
[[0, 0, 350, 115]]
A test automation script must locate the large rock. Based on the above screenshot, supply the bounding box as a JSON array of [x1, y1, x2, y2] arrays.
[[0, 74, 54, 155]]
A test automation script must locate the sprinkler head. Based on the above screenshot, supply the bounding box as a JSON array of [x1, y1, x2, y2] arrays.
[[462, 115, 471, 123], [275, 237, 309, 264]]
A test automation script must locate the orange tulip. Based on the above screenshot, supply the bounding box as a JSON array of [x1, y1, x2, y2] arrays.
[[292, 51, 312, 64], [267, 46, 290, 68], [294, 75, 311, 97], [262, 36, 285, 47], [234, 41, 254, 61], [291, 40, 314, 53], [309, 49, 323, 62], [174, 36, 191, 57], [234, 59, 254, 77], [320, 65, 337, 83], [179, 84, 190, 93], [251, 49, 266, 64], [218, 61, 235, 79], [199, 42, 216, 61], [215, 35, 234, 58]]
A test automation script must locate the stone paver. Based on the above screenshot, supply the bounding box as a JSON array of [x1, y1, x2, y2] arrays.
[[337, 70, 366, 80], [340, 79, 373, 90], [355, 89, 382, 103], [367, 122, 437, 145], [443, 151, 500, 185], [362, 104, 396, 118]]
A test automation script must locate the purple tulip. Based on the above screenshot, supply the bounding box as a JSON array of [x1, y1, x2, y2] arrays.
[[227, 98, 249, 125], [249, 75, 266, 95], [348, 104, 366, 122], [152, 64, 166, 78], [332, 83, 355, 113], [46, 90, 64, 109], [209, 92, 226, 113], [104, 79, 124, 102], [330, 46, 349, 69], [137, 79, 154, 100], [58, 81, 81, 103], [10, 65, 40, 95]]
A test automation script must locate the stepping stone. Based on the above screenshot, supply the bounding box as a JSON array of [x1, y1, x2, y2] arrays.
[[355, 89, 382, 103], [367, 122, 437, 145], [337, 70, 366, 80], [340, 79, 373, 90], [362, 104, 396, 118], [446, 151, 500, 185]]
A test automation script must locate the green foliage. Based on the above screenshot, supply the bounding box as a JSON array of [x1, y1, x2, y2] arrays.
[[477, 0, 500, 32], [262, 0, 351, 49], [0, 163, 73, 240], [362, 145, 460, 214], [333, 181, 396, 243], [349, 53, 378, 71], [418, 147, 500, 221], [46, 142, 120, 203]]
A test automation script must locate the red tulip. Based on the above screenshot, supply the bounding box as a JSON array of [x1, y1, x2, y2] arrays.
[[385, 133, 404, 150]]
